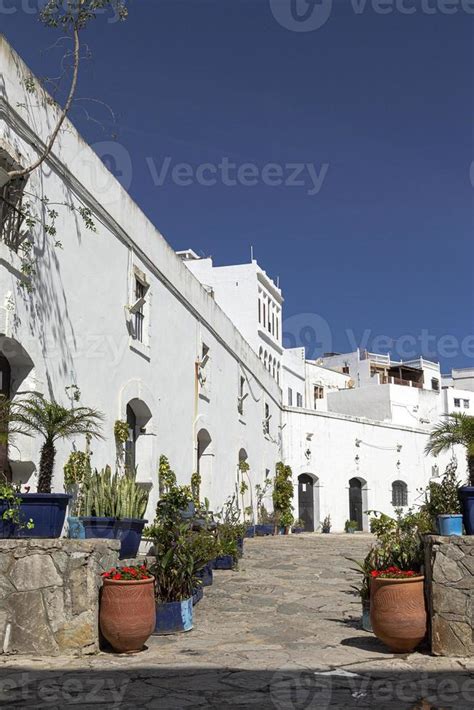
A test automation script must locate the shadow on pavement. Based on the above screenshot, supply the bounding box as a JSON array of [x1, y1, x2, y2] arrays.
[[0, 664, 473, 709]]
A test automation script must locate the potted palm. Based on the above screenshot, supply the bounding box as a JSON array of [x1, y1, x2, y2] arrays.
[[421, 459, 463, 535], [425, 413, 474, 534], [0, 393, 103, 538]]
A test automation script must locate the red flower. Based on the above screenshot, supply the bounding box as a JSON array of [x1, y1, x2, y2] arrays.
[[113, 573, 122, 580]]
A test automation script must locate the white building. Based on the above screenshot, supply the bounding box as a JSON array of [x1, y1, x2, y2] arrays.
[[0, 36, 468, 533]]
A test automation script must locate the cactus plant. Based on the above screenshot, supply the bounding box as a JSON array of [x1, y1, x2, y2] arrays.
[[80, 466, 148, 519]]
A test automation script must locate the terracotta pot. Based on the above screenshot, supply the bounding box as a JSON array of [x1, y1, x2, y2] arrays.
[[100, 577, 155, 653], [370, 575, 426, 653]]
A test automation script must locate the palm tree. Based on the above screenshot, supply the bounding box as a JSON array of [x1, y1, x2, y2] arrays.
[[425, 413, 474, 485], [0, 393, 104, 493]]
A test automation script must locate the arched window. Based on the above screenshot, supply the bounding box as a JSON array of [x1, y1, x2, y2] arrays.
[[392, 480, 408, 507]]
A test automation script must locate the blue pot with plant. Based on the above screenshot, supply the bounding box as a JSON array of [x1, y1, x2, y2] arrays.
[[192, 586, 203, 606], [425, 413, 474, 534], [155, 598, 193, 634], [195, 562, 213, 587], [214, 554, 234, 570], [0, 480, 34, 538], [0, 392, 103, 538], [422, 459, 465, 536]]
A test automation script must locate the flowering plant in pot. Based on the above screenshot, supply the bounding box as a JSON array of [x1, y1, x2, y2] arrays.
[[420, 459, 463, 536], [425, 413, 474, 534], [99, 565, 155, 653], [0, 393, 103, 538], [367, 509, 431, 653]]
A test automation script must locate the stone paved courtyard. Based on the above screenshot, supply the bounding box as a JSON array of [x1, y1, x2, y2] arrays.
[[1, 534, 473, 709]]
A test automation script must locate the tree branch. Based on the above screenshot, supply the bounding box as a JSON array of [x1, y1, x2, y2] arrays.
[[8, 26, 81, 181]]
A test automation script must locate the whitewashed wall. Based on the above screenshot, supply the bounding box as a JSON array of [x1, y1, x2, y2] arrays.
[[0, 37, 281, 520]]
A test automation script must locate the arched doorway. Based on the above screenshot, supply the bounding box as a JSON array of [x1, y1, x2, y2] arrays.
[[349, 477, 366, 531], [197, 429, 213, 502], [124, 398, 152, 475], [298, 474, 318, 532]]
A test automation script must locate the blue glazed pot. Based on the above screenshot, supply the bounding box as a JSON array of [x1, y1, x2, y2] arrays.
[[115, 518, 147, 559], [214, 554, 234, 570], [458, 487, 474, 535], [16, 494, 70, 539], [81, 516, 117, 539], [154, 598, 193, 634], [0, 507, 17, 539], [437, 514, 463, 536], [244, 527, 255, 538], [195, 563, 213, 587], [292, 527, 304, 535], [192, 586, 203, 606], [67, 516, 85, 539], [237, 537, 244, 556], [362, 602, 372, 633]]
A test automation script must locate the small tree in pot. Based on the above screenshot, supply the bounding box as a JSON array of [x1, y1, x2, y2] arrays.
[[425, 413, 474, 534], [273, 462, 294, 535], [420, 459, 463, 535], [0, 393, 103, 537]]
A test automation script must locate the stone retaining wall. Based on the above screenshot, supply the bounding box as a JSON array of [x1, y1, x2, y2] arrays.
[[0, 539, 120, 656], [424, 535, 474, 657]]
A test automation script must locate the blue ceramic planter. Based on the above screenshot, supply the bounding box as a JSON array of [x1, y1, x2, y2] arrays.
[[244, 527, 255, 538], [0, 509, 17, 539], [154, 598, 193, 634], [115, 518, 147, 559], [255, 524, 274, 536], [213, 554, 234, 570], [192, 586, 203, 606], [81, 516, 117, 539], [17, 494, 70, 538], [292, 527, 304, 535], [195, 563, 213, 587], [459, 487, 474, 535], [67, 516, 85, 539], [437, 514, 463, 536], [237, 537, 244, 556]]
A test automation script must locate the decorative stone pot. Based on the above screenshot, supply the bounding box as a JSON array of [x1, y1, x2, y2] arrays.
[[370, 575, 426, 653], [213, 554, 234, 570], [17, 493, 70, 538], [362, 600, 372, 633], [81, 516, 117, 539], [458, 487, 474, 535], [195, 562, 213, 587], [437, 514, 463, 536], [154, 598, 193, 634], [100, 576, 155, 653], [115, 518, 148, 559]]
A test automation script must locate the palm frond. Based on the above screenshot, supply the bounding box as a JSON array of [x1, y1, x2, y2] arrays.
[[425, 413, 474, 457]]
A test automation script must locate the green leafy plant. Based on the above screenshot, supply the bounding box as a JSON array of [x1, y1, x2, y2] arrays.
[[321, 515, 331, 533], [0, 394, 103, 493], [158, 455, 177, 496], [368, 508, 431, 572], [114, 420, 129, 444], [425, 413, 474, 485], [420, 459, 462, 525], [191, 472, 201, 506], [80, 465, 148, 519], [255, 476, 272, 524], [63, 448, 91, 515], [345, 519, 358, 532], [150, 520, 196, 603], [273, 462, 294, 533], [0, 475, 34, 530]]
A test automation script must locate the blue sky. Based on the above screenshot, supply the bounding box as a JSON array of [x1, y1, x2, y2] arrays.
[[3, 0, 473, 371]]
